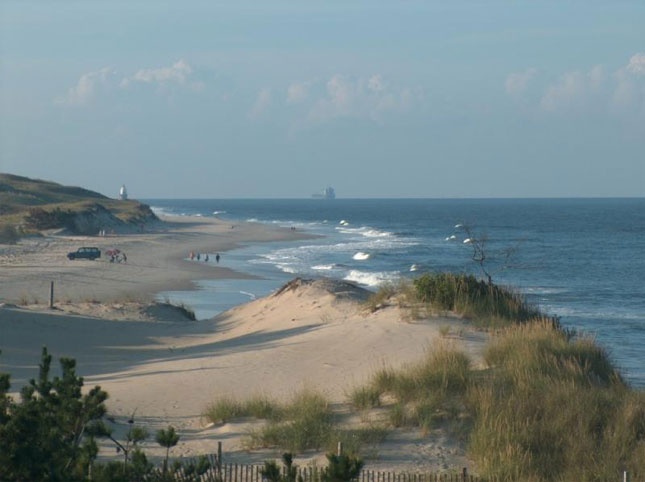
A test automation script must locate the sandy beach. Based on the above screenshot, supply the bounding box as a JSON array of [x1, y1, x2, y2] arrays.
[[0, 215, 487, 473]]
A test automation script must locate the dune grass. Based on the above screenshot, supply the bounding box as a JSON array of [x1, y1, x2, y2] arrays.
[[205, 389, 388, 456], [413, 273, 551, 328], [203, 277, 644, 480], [354, 342, 473, 436], [467, 320, 644, 481], [346, 313, 644, 480], [204, 394, 280, 424], [244, 389, 334, 452]]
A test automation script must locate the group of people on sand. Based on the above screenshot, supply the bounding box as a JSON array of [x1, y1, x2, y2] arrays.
[[189, 251, 220, 263]]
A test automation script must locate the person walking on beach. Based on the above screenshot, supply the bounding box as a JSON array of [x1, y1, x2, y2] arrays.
[[204, 254, 209, 262], [215, 253, 220, 263]]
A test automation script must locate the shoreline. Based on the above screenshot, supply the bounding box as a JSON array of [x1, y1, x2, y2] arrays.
[[0, 214, 315, 306]]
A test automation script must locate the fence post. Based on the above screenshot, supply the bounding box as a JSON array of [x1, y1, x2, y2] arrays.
[[218, 441, 223, 481], [461, 468, 467, 482], [624, 471, 628, 482], [337, 441, 343, 456], [49, 281, 54, 308]]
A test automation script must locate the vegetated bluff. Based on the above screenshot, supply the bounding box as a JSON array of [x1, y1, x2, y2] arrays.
[[0, 173, 158, 236]]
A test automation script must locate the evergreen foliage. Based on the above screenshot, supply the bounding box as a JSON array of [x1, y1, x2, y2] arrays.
[[0, 347, 108, 481], [322, 453, 364, 482], [156, 425, 180, 473]]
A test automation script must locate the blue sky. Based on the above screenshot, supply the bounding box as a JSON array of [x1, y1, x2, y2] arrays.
[[1, 1, 644, 198]]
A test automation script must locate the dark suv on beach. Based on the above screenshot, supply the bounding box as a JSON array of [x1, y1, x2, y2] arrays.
[[67, 247, 101, 260]]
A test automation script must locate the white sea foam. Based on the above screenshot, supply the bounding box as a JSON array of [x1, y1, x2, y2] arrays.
[[410, 264, 419, 271], [312, 264, 334, 270], [151, 206, 189, 218], [336, 226, 393, 238], [445, 235, 457, 241], [212, 210, 227, 216], [524, 286, 569, 296], [277, 265, 298, 274], [240, 291, 257, 300], [463, 238, 472, 244], [344, 270, 399, 287], [353, 252, 370, 261]]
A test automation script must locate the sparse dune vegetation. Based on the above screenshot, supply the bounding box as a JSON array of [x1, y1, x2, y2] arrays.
[[201, 275, 645, 481]]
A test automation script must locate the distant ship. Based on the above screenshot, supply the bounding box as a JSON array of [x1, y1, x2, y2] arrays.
[[312, 186, 336, 199]]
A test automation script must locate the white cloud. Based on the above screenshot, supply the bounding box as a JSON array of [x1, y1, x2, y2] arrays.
[[287, 82, 309, 104], [250, 88, 272, 118], [539, 66, 605, 113], [125, 59, 193, 86], [305, 73, 416, 124], [626, 53, 645, 76], [506, 54, 645, 122], [505, 68, 537, 97], [56, 68, 116, 105], [612, 59, 645, 115], [57, 60, 202, 107], [367, 74, 387, 93], [327, 75, 355, 112]]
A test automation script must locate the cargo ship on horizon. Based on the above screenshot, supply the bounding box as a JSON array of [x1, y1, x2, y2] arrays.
[[312, 186, 336, 199]]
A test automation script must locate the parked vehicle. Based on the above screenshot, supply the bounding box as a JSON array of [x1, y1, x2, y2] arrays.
[[67, 247, 101, 260]]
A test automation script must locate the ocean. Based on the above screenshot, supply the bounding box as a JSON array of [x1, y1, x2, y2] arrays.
[[145, 198, 645, 389]]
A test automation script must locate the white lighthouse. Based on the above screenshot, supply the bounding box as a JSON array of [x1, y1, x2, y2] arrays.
[[119, 184, 128, 200]]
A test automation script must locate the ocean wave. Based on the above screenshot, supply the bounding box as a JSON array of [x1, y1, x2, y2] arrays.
[[312, 264, 335, 270], [150, 206, 174, 217], [276, 264, 299, 274], [344, 270, 400, 287], [336, 226, 393, 238], [353, 252, 370, 261], [212, 210, 227, 216], [523, 286, 569, 295]]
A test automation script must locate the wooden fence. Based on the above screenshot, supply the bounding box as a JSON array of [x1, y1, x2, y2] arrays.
[[148, 455, 483, 482], [145, 445, 641, 482]]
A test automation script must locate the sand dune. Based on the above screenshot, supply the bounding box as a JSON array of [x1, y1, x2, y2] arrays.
[[0, 216, 487, 473]]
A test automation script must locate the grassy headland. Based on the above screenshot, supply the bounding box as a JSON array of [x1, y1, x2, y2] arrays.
[[0, 173, 158, 240]]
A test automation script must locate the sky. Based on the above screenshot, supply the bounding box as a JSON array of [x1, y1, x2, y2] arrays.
[[1, 1, 644, 199]]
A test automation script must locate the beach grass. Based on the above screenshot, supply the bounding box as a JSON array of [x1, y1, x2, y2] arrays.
[[204, 394, 281, 424], [467, 320, 644, 481], [244, 389, 334, 452], [200, 277, 645, 479], [412, 273, 550, 328], [345, 322, 645, 480], [348, 385, 382, 411]]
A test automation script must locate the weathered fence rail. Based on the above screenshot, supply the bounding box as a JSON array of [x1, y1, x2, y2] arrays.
[[150, 457, 483, 482]]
